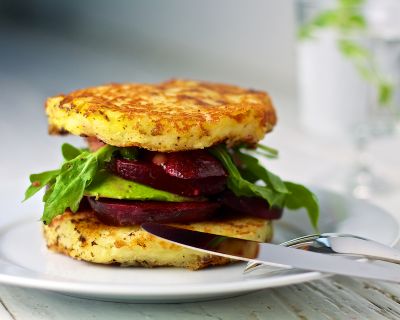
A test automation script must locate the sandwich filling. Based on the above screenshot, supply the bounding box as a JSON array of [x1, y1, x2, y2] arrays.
[[25, 140, 319, 228]]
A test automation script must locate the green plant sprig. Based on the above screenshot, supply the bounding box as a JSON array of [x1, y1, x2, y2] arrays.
[[299, 0, 394, 106]]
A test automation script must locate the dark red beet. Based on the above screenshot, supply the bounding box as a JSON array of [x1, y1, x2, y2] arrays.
[[150, 150, 227, 179], [108, 158, 226, 197], [220, 192, 283, 220], [88, 197, 220, 226]]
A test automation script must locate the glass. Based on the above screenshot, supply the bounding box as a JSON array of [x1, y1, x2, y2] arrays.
[[296, 0, 400, 198]]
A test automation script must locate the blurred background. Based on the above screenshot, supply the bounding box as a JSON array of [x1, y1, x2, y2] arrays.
[[0, 0, 296, 95], [1, 0, 399, 223]]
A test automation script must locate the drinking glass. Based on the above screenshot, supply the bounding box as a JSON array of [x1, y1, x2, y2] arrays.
[[296, 0, 400, 198]]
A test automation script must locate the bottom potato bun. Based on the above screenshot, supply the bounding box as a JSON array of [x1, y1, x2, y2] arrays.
[[43, 210, 273, 270]]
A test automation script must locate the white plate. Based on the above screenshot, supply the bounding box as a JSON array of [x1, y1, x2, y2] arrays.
[[0, 188, 398, 303]]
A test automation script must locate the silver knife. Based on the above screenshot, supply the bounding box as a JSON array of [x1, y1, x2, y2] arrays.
[[142, 222, 400, 283]]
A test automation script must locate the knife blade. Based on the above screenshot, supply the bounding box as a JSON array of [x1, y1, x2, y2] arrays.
[[142, 222, 400, 283]]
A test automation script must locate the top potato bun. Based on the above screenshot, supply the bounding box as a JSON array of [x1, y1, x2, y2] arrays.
[[46, 79, 276, 152]]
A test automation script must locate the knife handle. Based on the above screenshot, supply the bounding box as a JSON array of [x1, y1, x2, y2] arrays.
[[318, 236, 400, 264], [244, 236, 400, 274]]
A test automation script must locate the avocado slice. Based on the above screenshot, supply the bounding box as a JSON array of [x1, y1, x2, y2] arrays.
[[85, 170, 192, 202]]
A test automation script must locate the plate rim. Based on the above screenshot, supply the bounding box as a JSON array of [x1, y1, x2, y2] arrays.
[[0, 187, 399, 299]]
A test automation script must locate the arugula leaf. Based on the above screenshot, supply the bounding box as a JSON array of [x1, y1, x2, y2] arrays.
[[210, 146, 286, 207], [24, 169, 60, 201], [25, 143, 86, 202], [40, 145, 116, 224], [238, 166, 259, 184], [62, 143, 84, 161], [255, 143, 279, 159], [284, 182, 320, 230], [235, 151, 288, 194], [257, 144, 278, 156], [119, 147, 139, 160], [43, 183, 55, 202], [210, 145, 319, 229]]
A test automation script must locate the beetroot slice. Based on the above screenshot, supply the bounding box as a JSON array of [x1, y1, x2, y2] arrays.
[[108, 158, 226, 197], [220, 192, 283, 220], [88, 197, 220, 226], [149, 150, 227, 179]]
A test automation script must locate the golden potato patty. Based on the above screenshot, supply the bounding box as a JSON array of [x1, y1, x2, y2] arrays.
[[46, 79, 276, 152], [43, 210, 273, 270]]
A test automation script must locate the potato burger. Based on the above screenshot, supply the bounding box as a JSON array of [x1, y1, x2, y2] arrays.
[[24, 79, 318, 270]]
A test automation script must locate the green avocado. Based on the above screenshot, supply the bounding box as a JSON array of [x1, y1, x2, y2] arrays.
[[85, 170, 191, 202]]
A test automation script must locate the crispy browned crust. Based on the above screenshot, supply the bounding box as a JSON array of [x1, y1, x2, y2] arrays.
[[46, 79, 277, 152], [43, 210, 273, 270]]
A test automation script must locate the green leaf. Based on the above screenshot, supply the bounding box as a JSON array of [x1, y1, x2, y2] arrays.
[[378, 81, 394, 106], [97, 145, 116, 163], [344, 13, 366, 30], [235, 151, 288, 194], [85, 170, 191, 202], [339, 0, 365, 7], [210, 146, 286, 207], [238, 167, 259, 184], [43, 183, 55, 202], [41, 145, 116, 224], [313, 10, 340, 28], [256, 143, 279, 159], [298, 2, 366, 37], [210, 145, 319, 228], [284, 182, 320, 230], [338, 39, 370, 60], [24, 169, 60, 201], [119, 147, 139, 160], [298, 25, 315, 40], [62, 143, 84, 161]]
